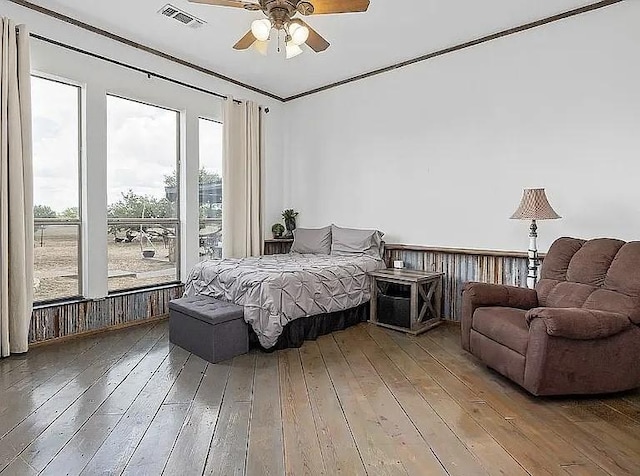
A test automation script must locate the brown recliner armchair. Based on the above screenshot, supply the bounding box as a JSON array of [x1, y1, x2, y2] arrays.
[[461, 237, 640, 396]]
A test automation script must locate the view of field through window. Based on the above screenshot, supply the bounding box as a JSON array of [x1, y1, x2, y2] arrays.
[[107, 96, 180, 292], [32, 81, 225, 301], [32, 76, 81, 302], [199, 118, 223, 260]]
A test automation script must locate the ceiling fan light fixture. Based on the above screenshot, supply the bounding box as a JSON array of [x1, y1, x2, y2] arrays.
[[296, 1, 314, 16], [251, 18, 271, 42], [253, 40, 269, 56], [285, 42, 303, 59], [288, 21, 309, 46]]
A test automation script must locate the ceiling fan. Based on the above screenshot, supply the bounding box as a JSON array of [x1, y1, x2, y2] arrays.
[[189, 0, 370, 59]]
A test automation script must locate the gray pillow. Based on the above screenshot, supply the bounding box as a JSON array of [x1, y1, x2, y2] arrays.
[[331, 225, 384, 260], [290, 226, 332, 255]]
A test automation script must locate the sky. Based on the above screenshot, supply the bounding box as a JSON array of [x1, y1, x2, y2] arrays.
[[199, 117, 223, 183], [31, 76, 223, 215], [32, 77, 79, 213]]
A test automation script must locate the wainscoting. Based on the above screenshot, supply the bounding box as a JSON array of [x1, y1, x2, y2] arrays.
[[30, 285, 184, 344], [384, 245, 531, 321], [28, 245, 532, 343]]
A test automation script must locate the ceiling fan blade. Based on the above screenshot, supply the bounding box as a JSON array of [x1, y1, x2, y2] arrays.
[[306, 0, 369, 15], [233, 31, 257, 50], [189, 0, 261, 11], [300, 21, 330, 52]]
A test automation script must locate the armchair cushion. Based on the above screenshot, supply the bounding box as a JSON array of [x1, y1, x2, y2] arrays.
[[461, 282, 538, 351], [472, 307, 529, 355], [525, 307, 633, 340]]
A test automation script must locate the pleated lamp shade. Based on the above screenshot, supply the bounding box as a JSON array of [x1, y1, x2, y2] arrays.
[[510, 188, 561, 220]]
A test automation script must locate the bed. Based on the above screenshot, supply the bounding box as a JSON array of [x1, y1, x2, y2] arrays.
[[183, 253, 385, 349]]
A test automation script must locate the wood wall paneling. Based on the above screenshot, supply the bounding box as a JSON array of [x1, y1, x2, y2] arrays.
[[30, 285, 184, 344], [384, 247, 529, 321], [28, 245, 530, 344]]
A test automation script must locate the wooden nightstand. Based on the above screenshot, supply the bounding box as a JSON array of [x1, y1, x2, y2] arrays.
[[368, 268, 444, 335], [264, 239, 293, 255]]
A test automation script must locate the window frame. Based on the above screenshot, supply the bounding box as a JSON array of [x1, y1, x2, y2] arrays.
[[105, 94, 182, 294], [32, 74, 84, 305]]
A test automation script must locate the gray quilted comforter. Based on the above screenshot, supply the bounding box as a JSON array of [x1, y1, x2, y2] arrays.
[[183, 254, 385, 348]]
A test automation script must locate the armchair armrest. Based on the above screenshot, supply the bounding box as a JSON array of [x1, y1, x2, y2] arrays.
[[461, 282, 538, 351], [525, 307, 633, 340], [462, 282, 539, 310]]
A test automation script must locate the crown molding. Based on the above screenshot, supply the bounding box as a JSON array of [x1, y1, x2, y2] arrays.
[[8, 0, 624, 103], [7, 0, 285, 101], [282, 0, 624, 101]]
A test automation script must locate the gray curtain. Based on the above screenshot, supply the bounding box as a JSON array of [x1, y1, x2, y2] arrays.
[[0, 18, 33, 357], [222, 97, 263, 258]]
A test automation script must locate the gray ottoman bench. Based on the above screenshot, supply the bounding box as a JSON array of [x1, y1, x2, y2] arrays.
[[169, 295, 248, 363]]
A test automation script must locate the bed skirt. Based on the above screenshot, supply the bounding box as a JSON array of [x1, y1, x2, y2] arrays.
[[249, 303, 370, 352]]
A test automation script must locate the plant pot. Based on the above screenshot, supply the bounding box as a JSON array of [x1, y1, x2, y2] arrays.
[[284, 218, 296, 238], [142, 250, 155, 258]]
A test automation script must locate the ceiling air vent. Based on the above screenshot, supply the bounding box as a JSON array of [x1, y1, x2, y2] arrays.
[[158, 4, 206, 29]]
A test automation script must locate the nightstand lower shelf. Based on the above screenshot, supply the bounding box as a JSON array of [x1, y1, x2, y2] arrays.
[[368, 318, 442, 336]]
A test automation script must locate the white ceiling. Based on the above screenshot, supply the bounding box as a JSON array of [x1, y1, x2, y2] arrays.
[[37, 0, 598, 99]]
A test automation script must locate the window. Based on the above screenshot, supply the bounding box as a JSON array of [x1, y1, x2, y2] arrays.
[[107, 96, 180, 292], [198, 118, 223, 260], [32, 76, 82, 303]]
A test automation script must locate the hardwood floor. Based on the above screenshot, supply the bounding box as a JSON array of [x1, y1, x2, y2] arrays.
[[1, 320, 639, 475]]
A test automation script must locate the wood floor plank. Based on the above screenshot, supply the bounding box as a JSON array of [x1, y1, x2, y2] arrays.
[[317, 334, 408, 476], [0, 324, 166, 473], [12, 324, 167, 473], [203, 352, 257, 476], [422, 327, 640, 475], [122, 403, 190, 476], [278, 348, 326, 476], [0, 354, 30, 374], [415, 332, 609, 474], [0, 456, 37, 476], [163, 353, 208, 405], [621, 393, 640, 413], [334, 330, 448, 476], [1, 322, 639, 476], [0, 326, 147, 437], [162, 360, 231, 476], [0, 337, 100, 391], [602, 398, 640, 424], [348, 326, 488, 476], [246, 352, 285, 476], [0, 335, 100, 388], [38, 414, 122, 476], [365, 326, 528, 476], [79, 345, 191, 475], [299, 341, 366, 476], [385, 330, 565, 475]]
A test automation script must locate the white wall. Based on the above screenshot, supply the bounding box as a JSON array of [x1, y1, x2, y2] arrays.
[[284, 2, 640, 253], [0, 0, 285, 296]]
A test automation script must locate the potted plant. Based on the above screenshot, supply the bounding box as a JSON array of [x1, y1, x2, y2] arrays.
[[272, 223, 285, 239], [282, 209, 298, 238]]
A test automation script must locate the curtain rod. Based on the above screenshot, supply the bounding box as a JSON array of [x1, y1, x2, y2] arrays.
[[26, 32, 269, 113]]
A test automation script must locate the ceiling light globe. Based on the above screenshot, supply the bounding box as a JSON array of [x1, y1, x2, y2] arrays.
[[251, 19, 271, 42], [285, 42, 303, 59], [288, 23, 309, 46]]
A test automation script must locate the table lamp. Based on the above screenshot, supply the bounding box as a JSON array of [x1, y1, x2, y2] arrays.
[[511, 188, 561, 289]]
